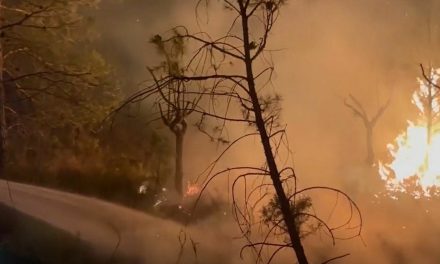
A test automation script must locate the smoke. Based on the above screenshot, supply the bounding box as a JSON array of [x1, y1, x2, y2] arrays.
[[84, 0, 440, 263]]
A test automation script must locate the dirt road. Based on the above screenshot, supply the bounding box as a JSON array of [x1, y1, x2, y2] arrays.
[[0, 180, 243, 264]]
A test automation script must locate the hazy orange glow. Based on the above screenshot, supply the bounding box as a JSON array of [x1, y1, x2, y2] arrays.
[[379, 69, 440, 197]]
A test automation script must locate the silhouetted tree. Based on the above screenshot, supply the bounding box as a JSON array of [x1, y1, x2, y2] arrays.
[[419, 64, 440, 145], [344, 94, 390, 165], [116, 35, 202, 196], [148, 36, 203, 196]]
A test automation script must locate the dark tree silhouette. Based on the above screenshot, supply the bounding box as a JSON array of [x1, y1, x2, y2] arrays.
[[344, 94, 390, 165], [419, 64, 440, 145], [115, 35, 203, 196], [416, 64, 440, 171], [148, 36, 202, 196]]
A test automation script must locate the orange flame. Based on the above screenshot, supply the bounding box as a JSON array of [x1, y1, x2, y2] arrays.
[[184, 182, 200, 197], [379, 69, 440, 197]]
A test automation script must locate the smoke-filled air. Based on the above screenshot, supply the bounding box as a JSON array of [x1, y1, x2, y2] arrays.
[[1, 0, 440, 263]]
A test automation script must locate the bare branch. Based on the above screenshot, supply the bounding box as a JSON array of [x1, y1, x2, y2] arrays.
[[420, 63, 440, 90], [321, 253, 351, 264]]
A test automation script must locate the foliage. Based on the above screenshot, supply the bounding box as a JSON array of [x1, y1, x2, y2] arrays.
[[3, 0, 119, 130], [7, 111, 173, 207], [2, 0, 173, 209], [261, 195, 316, 239], [150, 31, 186, 76]]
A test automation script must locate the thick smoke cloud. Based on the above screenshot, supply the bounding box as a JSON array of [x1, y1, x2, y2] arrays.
[[88, 1, 440, 263]]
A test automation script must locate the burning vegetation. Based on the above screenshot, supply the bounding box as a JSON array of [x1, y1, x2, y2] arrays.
[[2, 0, 440, 264], [379, 66, 440, 198]]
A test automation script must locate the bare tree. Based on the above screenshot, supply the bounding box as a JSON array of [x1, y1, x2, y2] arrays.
[[419, 64, 440, 145], [119, 1, 362, 263], [153, 77, 194, 196], [148, 36, 203, 196], [115, 36, 203, 196], [344, 94, 390, 165], [415, 64, 440, 172]]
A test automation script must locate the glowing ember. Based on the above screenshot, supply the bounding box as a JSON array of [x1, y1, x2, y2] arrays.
[[184, 182, 200, 197], [379, 68, 440, 197]]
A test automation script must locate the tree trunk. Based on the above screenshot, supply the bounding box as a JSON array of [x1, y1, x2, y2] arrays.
[[174, 131, 184, 196], [239, 3, 309, 264], [423, 83, 433, 171], [427, 83, 433, 145], [366, 126, 374, 166], [0, 1, 6, 178]]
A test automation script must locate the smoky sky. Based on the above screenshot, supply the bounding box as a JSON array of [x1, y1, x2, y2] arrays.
[[80, 2, 440, 263], [90, 0, 440, 85], [88, 0, 440, 184], [88, 0, 179, 92]]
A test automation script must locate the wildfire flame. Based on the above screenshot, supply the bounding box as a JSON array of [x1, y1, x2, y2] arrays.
[[379, 68, 440, 197], [184, 182, 200, 198]]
